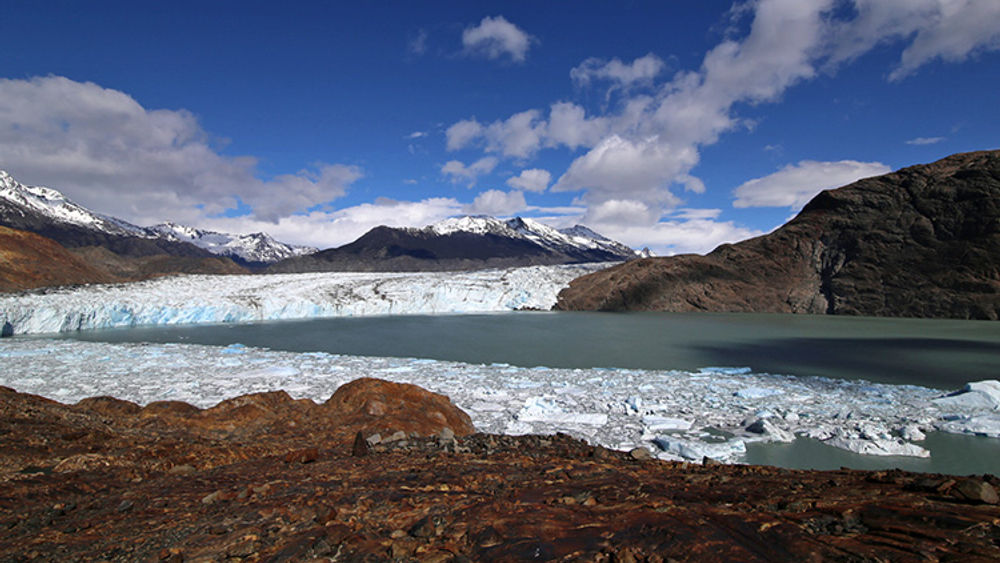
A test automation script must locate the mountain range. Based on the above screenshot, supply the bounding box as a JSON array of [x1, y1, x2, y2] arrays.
[[0, 169, 638, 290], [268, 215, 644, 273], [556, 149, 1000, 320]]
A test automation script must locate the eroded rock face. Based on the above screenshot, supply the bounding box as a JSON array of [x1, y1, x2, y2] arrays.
[[556, 150, 1000, 319], [1, 383, 999, 560]]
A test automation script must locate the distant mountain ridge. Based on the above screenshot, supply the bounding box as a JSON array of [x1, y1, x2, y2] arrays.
[[149, 222, 317, 268], [268, 215, 640, 273], [0, 170, 309, 266], [556, 150, 1000, 320]]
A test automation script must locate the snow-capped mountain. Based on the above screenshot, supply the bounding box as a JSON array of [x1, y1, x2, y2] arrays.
[[149, 223, 317, 266], [0, 170, 150, 239], [425, 216, 640, 260], [269, 215, 640, 273], [0, 169, 311, 265]]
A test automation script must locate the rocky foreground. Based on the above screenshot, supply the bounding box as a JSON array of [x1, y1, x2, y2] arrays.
[[557, 150, 1000, 319], [2, 379, 998, 562]]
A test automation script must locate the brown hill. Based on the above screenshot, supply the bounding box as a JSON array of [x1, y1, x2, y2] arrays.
[[557, 150, 1000, 319], [1, 380, 997, 560], [0, 225, 118, 291]]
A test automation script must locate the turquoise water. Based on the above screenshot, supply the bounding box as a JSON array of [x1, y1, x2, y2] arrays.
[[60, 311, 1000, 389]]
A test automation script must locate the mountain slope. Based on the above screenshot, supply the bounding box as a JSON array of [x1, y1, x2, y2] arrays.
[[0, 225, 118, 292], [556, 150, 1000, 320], [269, 216, 638, 273], [149, 223, 317, 268], [0, 170, 215, 259]]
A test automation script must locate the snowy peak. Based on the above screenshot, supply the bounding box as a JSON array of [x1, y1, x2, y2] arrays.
[[0, 169, 314, 265], [425, 215, 640, 260], [149, 222, 317, 265], [0, 170, 148, 238]]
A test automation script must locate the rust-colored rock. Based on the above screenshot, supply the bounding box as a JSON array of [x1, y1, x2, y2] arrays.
[[0, 225, 118, 292], [556, 150, 1000, 319], [324, 377, 476, 437], [1, 383, 998, 561]]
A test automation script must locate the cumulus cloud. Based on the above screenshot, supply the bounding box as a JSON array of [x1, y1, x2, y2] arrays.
[[204, 197, 463, 250], [732, 159, 892, 209], [445, 119, 484, 151], [905, 136, 945, 145], [462, 15, 534, 63], [545, 102, 610, 151], [445, 0, 999, 237], [552, 135, 690, 210], [440, 157, 498, 186], [570, 53, 666, 88], [446, 111, 546, 158], [506, 168, 551, 193], [0, 75, 361, 225], [466, 189, 527, 216]]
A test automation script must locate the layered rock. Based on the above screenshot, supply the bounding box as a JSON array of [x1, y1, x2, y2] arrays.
[[2, 382, 998, 560], [557, 150, 1000, 319]]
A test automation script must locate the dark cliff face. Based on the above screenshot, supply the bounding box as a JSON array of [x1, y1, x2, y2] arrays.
[[556, 150, 1000, 320]]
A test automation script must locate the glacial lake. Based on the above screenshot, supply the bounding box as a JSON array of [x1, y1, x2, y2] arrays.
[[37, 311, 1000, 475], [61, 311, 1000, 390]]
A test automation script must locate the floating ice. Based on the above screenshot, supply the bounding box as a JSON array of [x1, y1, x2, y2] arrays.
[[933, 380, 1000, 410], [0, 264, 605, 335], [1, 339, 997, 462]]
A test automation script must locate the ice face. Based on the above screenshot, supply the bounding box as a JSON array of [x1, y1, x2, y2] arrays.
[[2, 338, 997, 463], [0, 264, 605, 335]]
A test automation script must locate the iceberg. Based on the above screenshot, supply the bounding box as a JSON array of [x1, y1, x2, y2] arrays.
[[0, 264, 605, 335], [4, 338, 997, 464]]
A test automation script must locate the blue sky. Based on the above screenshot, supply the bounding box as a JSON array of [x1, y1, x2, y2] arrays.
[[1, 1, 998, 254]]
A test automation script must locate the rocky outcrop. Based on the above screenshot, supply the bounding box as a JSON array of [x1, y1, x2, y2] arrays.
[[0, 225, 118, 291], [1, 382, 998, 560], [557, 150, 1000, 319]]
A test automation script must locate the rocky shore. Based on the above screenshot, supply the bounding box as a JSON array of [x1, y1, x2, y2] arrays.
[[2, 378, 998, 561]]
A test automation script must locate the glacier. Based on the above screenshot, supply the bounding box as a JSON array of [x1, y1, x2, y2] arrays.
[[0, 264, 605, 335], [2, 338, 997, 465]]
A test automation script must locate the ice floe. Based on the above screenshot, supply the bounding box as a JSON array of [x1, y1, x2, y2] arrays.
[[0, 264, 605, 335], [2, 338, 998, 463]]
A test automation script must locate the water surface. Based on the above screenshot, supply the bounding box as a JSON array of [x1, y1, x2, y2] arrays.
[[60, 311, 1000, 389]]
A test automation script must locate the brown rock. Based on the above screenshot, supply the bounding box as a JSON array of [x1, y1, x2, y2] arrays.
[[955, 479, 1000, 504], [284, 447, 319, 464], [556, 150, 1000, 320], [351, 431, 369, 457], [324, 377, 475, 437], [2, 383, 999, 562]]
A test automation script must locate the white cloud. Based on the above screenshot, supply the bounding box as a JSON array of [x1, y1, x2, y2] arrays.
[[570, 53, 666, 88], [204, 197, 463, 250], [466, 189, 527, 216], [732, 159, 892, 209], [905, 136, 945, 145], [545, 102, 609, 151], [506, 168, 551, 193], [827, 0, 1000, 81], [0, 76, 361, 226], [440, 156, 498, 186], [445, 119, 484, 151], [407, 131, 428, 139], [552, 135, 691, 210], [462, 15, 534, 63], [483, 110, 546, 158], [582, 199, 661, 226], [446, 0, 1000, 233]]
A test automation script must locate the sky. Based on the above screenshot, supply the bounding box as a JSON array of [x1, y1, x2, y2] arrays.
[[1, 1, 998, 255]]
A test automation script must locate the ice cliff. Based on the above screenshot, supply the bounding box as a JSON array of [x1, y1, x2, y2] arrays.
[[0, 264, 605, 335]]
